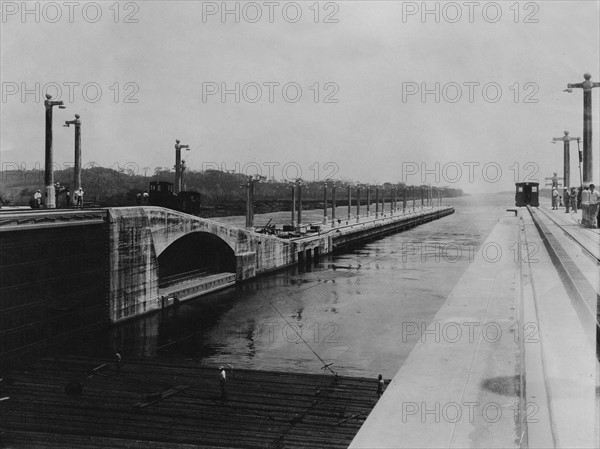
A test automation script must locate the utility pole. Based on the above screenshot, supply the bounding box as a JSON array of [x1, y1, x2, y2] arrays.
[[174, 139, 190, 194], [243, 175, 264, 229], [291, 183, 296, 227], [44, 94, 66, 208], [323, 183, 328, 224], [63, 114, 82, 195], [356, 185, 360, 222], [297, 182, 303, 227], [565, 73, 600, 186], [347, 185, 351, 220], [331, 184, 337, 225], [552, 131, 580, 189]]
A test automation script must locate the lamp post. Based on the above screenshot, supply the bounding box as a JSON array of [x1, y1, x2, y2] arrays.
[[552, 131, 580, 189], [63, 114, 82, 196], [375, 186, 379, 217], [44, 94, 66, 208], [323, 183, 328, 224], [366, 185, 371, 216], [297, 181, 303, 227], [576, 138, 583, 187], [331, 183, 337, 225], [347, 185, 351, 221], [356, 184, 361, 222], [174, 139, 190, 194], [291, 182, 296, 227], [243, 175, 265, 229], [565, 73, 600, 186]]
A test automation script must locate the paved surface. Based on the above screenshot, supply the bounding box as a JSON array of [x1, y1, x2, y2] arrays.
[[351, 206, 600, 448], [0, 356, 379, 448]]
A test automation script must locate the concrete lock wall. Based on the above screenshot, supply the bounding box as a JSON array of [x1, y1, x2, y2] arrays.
[[107, 207, 295, 323], [106, 206, 454, 323]]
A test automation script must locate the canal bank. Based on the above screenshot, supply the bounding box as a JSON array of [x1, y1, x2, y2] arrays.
[[350, 205, 599, 449]]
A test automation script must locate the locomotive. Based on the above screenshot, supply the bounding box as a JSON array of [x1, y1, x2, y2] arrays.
[[148, 181, 201, 215]]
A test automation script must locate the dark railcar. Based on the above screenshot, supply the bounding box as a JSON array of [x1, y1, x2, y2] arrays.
[[149, 181, 201, 214], [515, 182, 539, 207]]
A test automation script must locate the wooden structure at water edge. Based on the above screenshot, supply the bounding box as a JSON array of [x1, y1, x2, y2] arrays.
[[0, 356, 382, 448]]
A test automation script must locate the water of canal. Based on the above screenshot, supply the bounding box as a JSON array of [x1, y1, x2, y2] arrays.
[[70, 193, 513, 379]]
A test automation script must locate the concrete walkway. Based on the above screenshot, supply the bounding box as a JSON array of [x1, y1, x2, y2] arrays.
[[521, 207, 598, 448], [350, 207, 599, 448], [351, 212, 522, 448]]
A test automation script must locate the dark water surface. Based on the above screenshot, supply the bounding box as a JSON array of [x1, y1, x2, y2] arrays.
[[69, 193, 513, 379]]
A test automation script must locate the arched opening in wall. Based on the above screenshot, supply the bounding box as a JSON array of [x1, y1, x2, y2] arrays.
[[157, 232, 236, 289]]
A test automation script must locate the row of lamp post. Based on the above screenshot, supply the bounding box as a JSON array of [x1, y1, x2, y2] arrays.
[[281, 182, 440, 230], [44, 92, 195, 209], [44, 94, 87, 209], [554, 73, 599, 188]]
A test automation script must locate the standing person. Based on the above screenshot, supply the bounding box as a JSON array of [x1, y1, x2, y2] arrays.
[[564, 188, 570, 213], [551, 187, 559, 210], [589, 184, 600, 226], [582, 185, 590, 205], [115, 350, 122, 375], [570, 187, 578, 213], [577, 186, 583, 209], [218, 366, 227, 402], [65, 188, 71, 207], [376, 374, 385, 399], [33, 189, 42, 208], [76, 187, 84, 208]]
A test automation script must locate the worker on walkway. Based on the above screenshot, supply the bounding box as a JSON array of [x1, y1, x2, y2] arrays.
[[75, 187, 84, 208], [33, 190, 42, 208], [376, 374, 384, 399], [551, 187, 559, 209], [570, 187, 578, 213], [115, 351, 122, 375], [219, 366, 227, 401], [590, 184, 600, 227]]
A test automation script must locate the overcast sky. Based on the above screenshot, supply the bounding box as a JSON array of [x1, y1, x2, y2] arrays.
[[1, 0, 599, 193]]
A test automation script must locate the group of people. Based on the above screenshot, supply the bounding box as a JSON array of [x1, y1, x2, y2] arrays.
[[551, 184, 600, 217], [551, 185, 598, 211], [551, 186, 582, 212], [31, 185, 84, 208], [135, 191, 150, 205]]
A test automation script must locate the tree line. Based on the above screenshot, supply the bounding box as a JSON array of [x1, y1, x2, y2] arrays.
[[1, 166, 464, 209]]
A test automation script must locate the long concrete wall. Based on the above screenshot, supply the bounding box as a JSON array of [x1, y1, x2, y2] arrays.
[[107, 206, 454, 323]]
